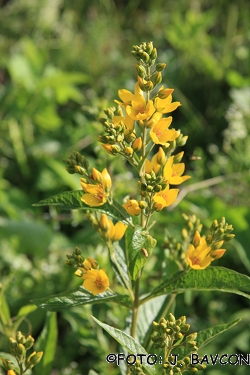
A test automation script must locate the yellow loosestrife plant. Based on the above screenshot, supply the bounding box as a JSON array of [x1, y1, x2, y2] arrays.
[[33, 42, 250, 375]]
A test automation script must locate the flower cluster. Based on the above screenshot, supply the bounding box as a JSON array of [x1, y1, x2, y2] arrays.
[[96, 42, 190, 221], [151, 314, 206, 374], [1, 331, 43, 375], [66, 247, 110, 295], [186, 217, 235, 269]]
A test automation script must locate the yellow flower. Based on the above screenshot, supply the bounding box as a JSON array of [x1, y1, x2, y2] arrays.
[[123, 199, 141, 216], [82, 269, 110, 295], [108, 220, 128, 242], [154, 94, 181, 113], [150, 117, 179, 146], [145, 147, 166, 174], [153, 186, 179, 211], [186, 231, 226, 270], [7, 371, 16, 375], [163, 156, 191, 185], [81, 184, 108, 207], [99, 214, 127, 242], [112, 115, 134, 132], [126, 94, 155, 121], [114, 82, 142, 107], [81, 168, 112, 207]]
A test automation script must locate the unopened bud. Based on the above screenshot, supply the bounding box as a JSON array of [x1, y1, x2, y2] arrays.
[[1, 359, 15, 371], [138, 201, 148, 209], [157, 147, 166, 165], [144, 81, 154, 92], [24, 335, 35, 350], [173, 151, 184, 164], [156, 63, 166, 72], [192, 231, 201, 247], [99, 214, 110, 232], [135, 64, 147, 78], [124, 147, 133, 156], [92, 168, 103, 183], [26, 351, 43, 369], [132, 137, 142, 151], [150, 48, 157, 60]]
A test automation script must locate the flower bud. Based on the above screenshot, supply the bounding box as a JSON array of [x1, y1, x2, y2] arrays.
[[138, 201, 148, 209], [1, 359, 15, 371], [99, 214, 110, 232], [26, 351, 43, 369], [150, 47, 157, 60], [158, 88, 174, 99], [24, 335, 35, 350], [135, 64, 147, 78], [173, 151, 184, 164], [124, 147, 134, 156], [132, 137, 142, 151], [156, 63, 166, 72], [144, 81, 154, 92]]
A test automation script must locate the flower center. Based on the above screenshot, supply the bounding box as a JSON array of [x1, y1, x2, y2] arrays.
[[95, 277, 103, 288], [154, 130, 163, 138], [191, 256, 200, 265]]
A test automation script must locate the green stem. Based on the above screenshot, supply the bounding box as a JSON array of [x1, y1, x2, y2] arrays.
[[130, 270, 141, 338]]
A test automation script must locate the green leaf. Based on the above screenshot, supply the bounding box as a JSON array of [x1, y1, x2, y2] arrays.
[[147, 267, 250, 300], [92, 316, 156, 375], [33, 191, 131, 224], [33, 287, 132, 311], [129, 227, 157, 280], [0, 291, 11, 326], [17, 304, 38, 317], [172, 318, 241, 360], [33, 312, 58, 375], [110, 242, 131, 290], [137, 295, 168, 344]]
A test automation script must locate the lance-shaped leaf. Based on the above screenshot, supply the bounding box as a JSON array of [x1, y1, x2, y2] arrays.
[[33, 191, 131, 224], [128, 226, 157, 280], [92, 316, 156, 375], [33, 312, 58, 375], [109, 242, 131, 291], [33, 287, 131, 311], [144, 267, 250, 301], [172, 318, 241, 360]]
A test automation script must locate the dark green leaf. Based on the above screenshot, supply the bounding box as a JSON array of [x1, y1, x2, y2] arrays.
[[33, 190, 131, 224], [147, 267, 250, 300], [33, 286, 132, 311], [92, 316, 156, 375]]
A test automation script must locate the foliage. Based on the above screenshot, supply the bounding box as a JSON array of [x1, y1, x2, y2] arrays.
[[1, 1, 250, 374]]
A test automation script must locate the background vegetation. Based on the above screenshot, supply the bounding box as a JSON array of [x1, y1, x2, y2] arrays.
[[0, 0, 250, 374]]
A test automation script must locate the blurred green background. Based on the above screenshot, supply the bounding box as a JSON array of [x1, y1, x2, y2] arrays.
[[0, 0, 250, 374]]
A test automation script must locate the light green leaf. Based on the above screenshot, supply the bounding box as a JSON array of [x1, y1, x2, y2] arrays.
[[172, 318, 241, 359], [92, 316, 156, 375], [17, 304, 38, 317], [33, 312, 58, 375], [33, 287, 131, 311], [147, 267, 250, 300], [129, 228, 156, 280], [0, 291, 11, 326], [33, 191, 131, 224]]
